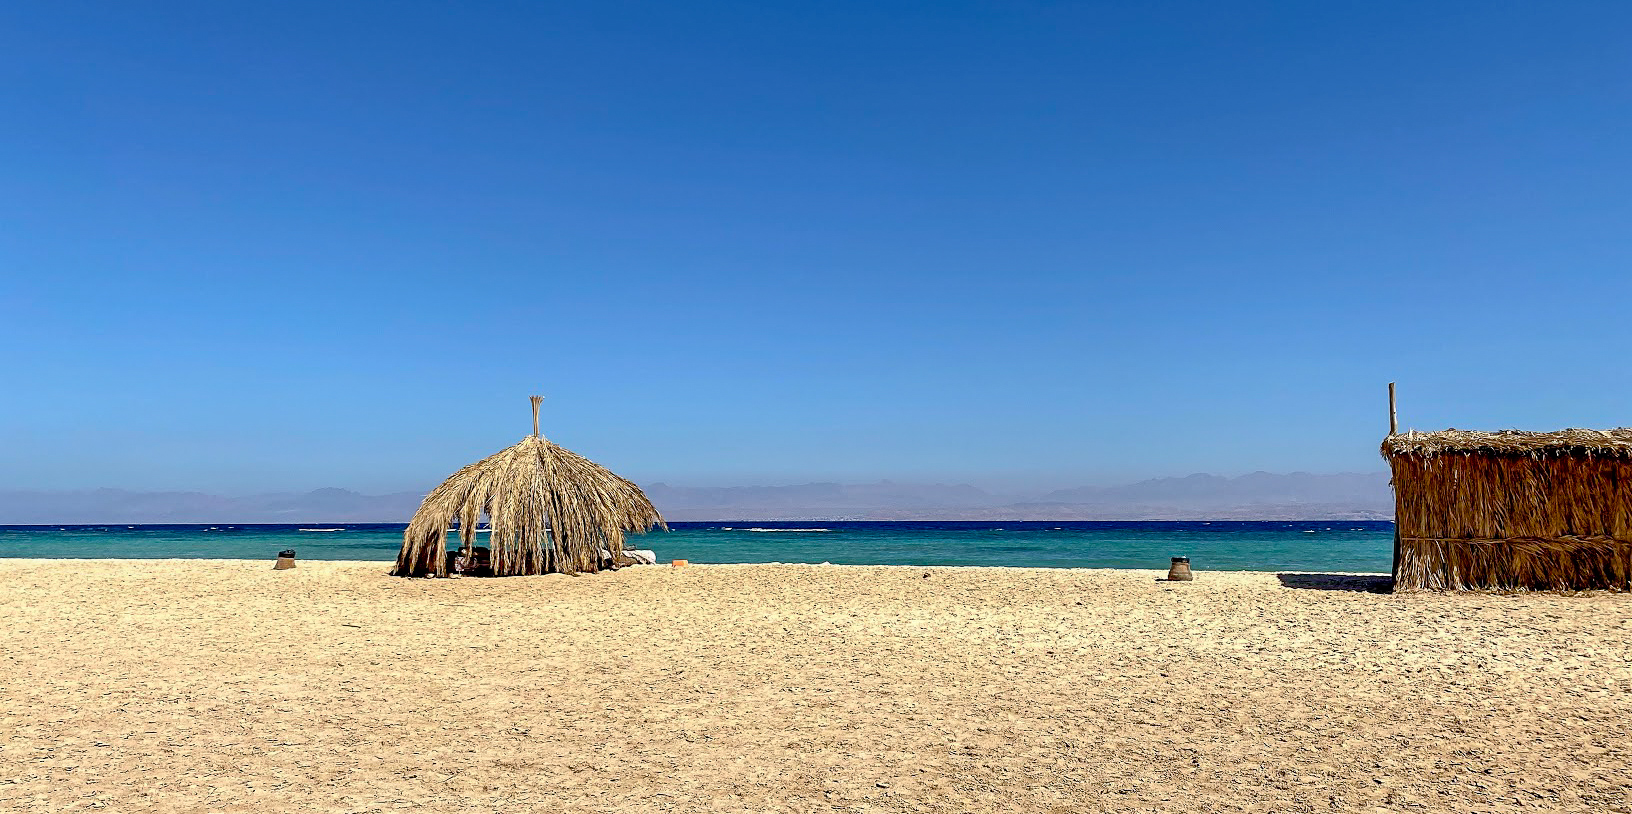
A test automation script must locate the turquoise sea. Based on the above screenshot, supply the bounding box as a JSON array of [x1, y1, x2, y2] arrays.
[[0, 521, 1394, 573]]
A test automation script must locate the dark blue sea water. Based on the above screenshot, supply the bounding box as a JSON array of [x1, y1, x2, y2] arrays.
[[0, 521, 1394, 573]]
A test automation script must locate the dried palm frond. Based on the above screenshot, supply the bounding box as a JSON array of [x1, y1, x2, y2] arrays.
[[393, 397, 666, 577], [1382, 428, 1632, 459]]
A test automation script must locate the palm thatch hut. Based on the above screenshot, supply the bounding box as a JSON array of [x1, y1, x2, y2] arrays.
[[1382, 428, 1632, 591], [393, 397, 666, 577]]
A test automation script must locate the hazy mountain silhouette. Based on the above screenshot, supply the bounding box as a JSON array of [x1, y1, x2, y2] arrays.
[[0, 488, 426, 525], [0, 472, 1392, 523], [1039, 472, 1390, 506]]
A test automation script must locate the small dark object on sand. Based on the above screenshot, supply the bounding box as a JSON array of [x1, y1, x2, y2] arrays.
[[275, 549, 297, 570], [1167, 556, 1193, 581]]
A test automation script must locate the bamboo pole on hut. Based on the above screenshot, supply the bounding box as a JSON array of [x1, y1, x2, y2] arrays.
[[1389, 382, 1401, 589], [1388, 382, 1397, 436]]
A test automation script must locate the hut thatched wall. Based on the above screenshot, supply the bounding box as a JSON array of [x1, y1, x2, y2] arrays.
[[1383, 429, 1632, 591]]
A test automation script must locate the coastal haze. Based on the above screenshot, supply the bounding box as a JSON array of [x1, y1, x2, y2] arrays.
[[0, 471, 1392, 524]]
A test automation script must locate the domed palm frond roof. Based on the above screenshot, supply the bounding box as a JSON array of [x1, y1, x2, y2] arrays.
[[393, 397, 666, 577]]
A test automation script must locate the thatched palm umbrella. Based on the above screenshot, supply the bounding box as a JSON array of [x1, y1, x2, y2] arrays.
[[393, 396, 666, 577]]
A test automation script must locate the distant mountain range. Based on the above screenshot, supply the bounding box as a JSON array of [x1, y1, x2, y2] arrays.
[[0, 472, 1392, 523], [0, 487, 428, 525], [649, 472, 1391, 520]]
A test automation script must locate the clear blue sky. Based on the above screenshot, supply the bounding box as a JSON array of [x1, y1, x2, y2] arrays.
[[3, 1, 1629, 494]]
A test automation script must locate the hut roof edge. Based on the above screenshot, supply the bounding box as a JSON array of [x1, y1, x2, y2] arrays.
[[1382, 428, 1632, 459]]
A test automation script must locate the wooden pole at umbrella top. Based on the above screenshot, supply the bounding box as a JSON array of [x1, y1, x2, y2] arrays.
[[1388, 383, 1397, 436], [531, 395, 544, 438]]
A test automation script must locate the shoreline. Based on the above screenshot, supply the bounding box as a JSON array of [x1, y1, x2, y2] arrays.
[[0, 556, 1391, 572], [1, 523, 1400, 573], [0, 557, 1399, 584]]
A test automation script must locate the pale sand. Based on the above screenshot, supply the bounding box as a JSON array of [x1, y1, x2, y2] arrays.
[[1, 561, 1629, 813]]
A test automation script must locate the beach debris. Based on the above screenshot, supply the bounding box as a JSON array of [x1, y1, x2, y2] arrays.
[[671, 559, 689, 568], [1166, 556, 1193, 581], [274, 549, 296, 571]]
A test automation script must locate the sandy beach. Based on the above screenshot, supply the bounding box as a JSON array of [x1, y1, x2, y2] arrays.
[[1, 560, 1628, 813]]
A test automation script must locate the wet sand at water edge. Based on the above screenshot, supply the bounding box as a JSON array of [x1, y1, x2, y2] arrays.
[[1, 560, 1628, 813]]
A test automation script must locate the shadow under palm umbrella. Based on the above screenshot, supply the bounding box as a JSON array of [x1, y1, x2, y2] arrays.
[[1276, 573, 1394, 593], [393, 396, 667, 577]]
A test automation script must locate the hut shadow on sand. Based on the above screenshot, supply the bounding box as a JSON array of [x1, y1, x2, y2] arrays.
[[1275, 573, 1394, 593]]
